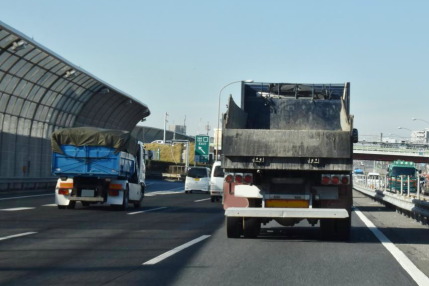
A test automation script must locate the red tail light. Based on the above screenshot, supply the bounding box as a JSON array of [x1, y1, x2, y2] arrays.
[[321, 175, 331, 185], [108, 190, 119, 196], [321, 174, 350, 185], [243, 173, 253, 184], [225, 174, 234, 183], [235, 174, 243, 184], [331, 176, 340, 185], [58, 188, 70, 195]]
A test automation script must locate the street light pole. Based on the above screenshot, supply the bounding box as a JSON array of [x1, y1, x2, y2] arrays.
[[412, 117, 429, 125], [398, 126, 412, 131], [215, 79, 253, 161], [398, 126, 413, 143]]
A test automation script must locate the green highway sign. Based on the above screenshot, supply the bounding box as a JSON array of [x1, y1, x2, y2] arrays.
[[195, 135, 210, 162]]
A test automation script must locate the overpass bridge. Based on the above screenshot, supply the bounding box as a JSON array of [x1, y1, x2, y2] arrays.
[[353, 142, 429, 163]]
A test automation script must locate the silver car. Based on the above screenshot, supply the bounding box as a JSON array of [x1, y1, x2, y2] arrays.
[[184, 167, 210, 193]]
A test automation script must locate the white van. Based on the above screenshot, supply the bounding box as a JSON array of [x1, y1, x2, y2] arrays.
[[184, 167, 210, 193], [209, 161, 224, 202]]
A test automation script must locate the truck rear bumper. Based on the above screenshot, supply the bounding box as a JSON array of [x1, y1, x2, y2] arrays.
[[225, 207, 349, 219]]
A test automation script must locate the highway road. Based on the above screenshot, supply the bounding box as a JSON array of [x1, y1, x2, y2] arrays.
[[1, 179, 429, 285]]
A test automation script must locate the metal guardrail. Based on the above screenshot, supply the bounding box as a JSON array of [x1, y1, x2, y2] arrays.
[[161, 173, 184, 181], [0, 177, 57, 192], [353, 174, 429, 224]]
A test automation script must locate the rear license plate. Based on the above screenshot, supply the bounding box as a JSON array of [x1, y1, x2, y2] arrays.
[[194, 178, 200, 181], [266, 200, 309, 208], [81, 189, 95, 197]]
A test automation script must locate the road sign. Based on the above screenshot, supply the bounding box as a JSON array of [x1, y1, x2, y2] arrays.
[[195, 135, 210, 162]]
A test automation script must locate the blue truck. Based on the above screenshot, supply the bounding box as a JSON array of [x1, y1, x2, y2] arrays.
[[51, 127, 146, 210]]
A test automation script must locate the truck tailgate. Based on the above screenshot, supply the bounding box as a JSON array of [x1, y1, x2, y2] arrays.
[[223, 129, 351, 158]]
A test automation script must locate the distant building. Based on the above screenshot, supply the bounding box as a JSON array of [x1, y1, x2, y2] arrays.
[[411, 130, 429, 144], [382, 137, 399, 143]]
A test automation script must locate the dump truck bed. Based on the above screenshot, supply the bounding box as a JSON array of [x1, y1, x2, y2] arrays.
[[221, 82, 353, 171], [52, 145, 135, 178]]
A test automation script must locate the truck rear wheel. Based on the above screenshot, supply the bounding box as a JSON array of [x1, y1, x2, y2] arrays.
[[227, 217, 243, 238], [67, 201, 76, 209], [133, 185, 144, 208], [320, 217, 351, 241], [133, 201, 141, 209], [120, 188, 129, 211], [243, 217, 260, 238]]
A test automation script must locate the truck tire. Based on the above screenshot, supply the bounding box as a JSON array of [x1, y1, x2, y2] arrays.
[[243, 217, 260, 238], [227, 217, 243, 238], [133, 185, 144, 208], [120, 188, 129, 211], [320, 217, 351, 241], [67, 201, 76, 209], [133, 200, 141, 209]]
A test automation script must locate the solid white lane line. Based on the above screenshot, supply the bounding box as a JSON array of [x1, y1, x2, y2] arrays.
[[127, 207, 168, 215], [0, 232, 37, 241], [0, 207, 35, 211], [194, 198, 211, 202], [355, 209, 429, 286], [142, 235, 211, 265], [0, 194, 53, 201], [42, 204, 57, 207]]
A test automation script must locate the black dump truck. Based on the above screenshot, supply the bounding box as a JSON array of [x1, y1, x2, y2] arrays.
[[222, 82, 358, 240]]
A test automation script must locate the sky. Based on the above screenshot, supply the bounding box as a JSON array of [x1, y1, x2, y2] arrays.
[[2, 0, 429, 139]]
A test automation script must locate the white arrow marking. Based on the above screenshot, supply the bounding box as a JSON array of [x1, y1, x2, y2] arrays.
[[198, 146, 206, 154]]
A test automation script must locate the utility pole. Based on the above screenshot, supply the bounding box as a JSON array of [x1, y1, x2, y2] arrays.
[[206, 122, 210, 136], [163, 112, 168, 143], [184, 115, 186, 135]]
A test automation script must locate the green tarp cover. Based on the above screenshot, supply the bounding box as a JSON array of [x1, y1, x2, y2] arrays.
[[51, 127, 138, 155]]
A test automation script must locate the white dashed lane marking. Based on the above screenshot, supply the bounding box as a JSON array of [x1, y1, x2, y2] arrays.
[[128, 207, 168, 215], [0, 207, 35, 211], [0, 232, 37, 241], [194, 198, 211, 202], [142, 235, 211, 265]]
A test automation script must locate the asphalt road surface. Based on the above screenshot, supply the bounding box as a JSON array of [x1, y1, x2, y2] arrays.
[[1, 180, 429, 286]]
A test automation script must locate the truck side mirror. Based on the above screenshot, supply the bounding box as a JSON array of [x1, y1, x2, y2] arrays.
[[352, 128, 359, 143]]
